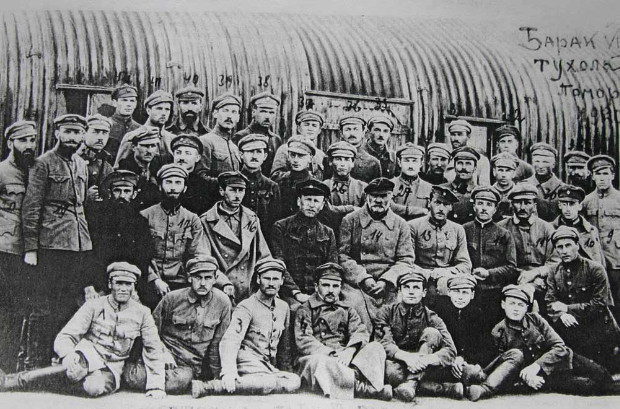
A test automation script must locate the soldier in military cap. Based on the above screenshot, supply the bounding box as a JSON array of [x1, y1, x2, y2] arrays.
[[564, 151, 593, 194], [105, 84, 140, 161], [167, 86, 210, 137], [523, 142, 566, 222], [233, 92, 282, 175], [294, 262, 392, 401], [491, 152, 519, 220], [359, 115, 398, 179], [337, 114, 381, 182], [493, 125, 533, 183], [77, 114, 114, 201], [374, 271, 461, 402], [390, 143, 432, 221], [201, 171, 271, 303], [409, 186, 471, 306], [420, 142, 451, 185], [444, 119, 490, 186], [442, 146, 481, 224], [115, 90, 175, 167], [238, 134, 281, 243], [192, 258, 300, 398], [276, 136, 316, 218]]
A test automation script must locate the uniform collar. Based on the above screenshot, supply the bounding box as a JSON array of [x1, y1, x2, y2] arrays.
[[397, 302, 425, 318], [187, 288, 214, 306], [475, 218, 494, 229], [308, 292, 347, 309], [241, 166, 263, 180], [106, 294, 130, 311], [512, 214, 536, 226], [359, 205, 396, 230], [293, 212, 318, 227], [493, 182, 514, 194], [176, 117, 201, 132], [254, 291, 277, 309], [450, 179, 476, 194], [399, 174, 420, 185], [112, 112, 133, 125], [248, 120, 272, 135]]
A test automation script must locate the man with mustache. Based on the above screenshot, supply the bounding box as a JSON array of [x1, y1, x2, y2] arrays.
[[442, 146, 480, 224], [233, 92, 282, 175], [167, 87, 210, 137], [390, 143, 432, 221], [359, 115, 397, 179], [21, 114, 92, 368], [493, 125, 533, 183], [192, 258, 300, 397], [202, 171, 271, 303], [564, 151, 594, 194], [104, 84, 141, 161], [336, 114, 381, 183], [444, 119, 490, 186], [522, 143, 566, 222], [77, 115, 114, 202], [294, 263, 392, 401], [491, 152, 519, 221], [276, 136, 316, 218], [420, 143, 451, 186]]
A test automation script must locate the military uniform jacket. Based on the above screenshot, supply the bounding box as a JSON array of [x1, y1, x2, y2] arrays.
[[551, 216, 606, 267], [463, 220, 518, 289], [22, 147, 92, 252], [201, 203, 271, 301], [116, 155, 163, 211], [233, 121, 283, 175], [374, 302, 456, 365], [166, 118, 210, 137], [359, 139, 397, 179], [199, 129, 241, 178], [54, 295, 165, 391], [105, 112, 141, 161], [220, 293, 291, 377], [514, 158, 534, 183], [442, 179, 477, 224], [339, 206, 414, 288], [523, 174, 565, 222], [0, 155, 28, 254], [114, 124, 174, 167], [583, 187, 620, 269], [78, 147, 114, 189], [276, 170, 311, 219], [270, 144, 325, 181], [445, 152, 491, 187], [180, 169, 219, 217], [492, 182, 515, 221], [241, 167, 281, 242], [320, 176, 367, 233], [154, 287, 232, 378], [272, 213, 338, 297], [351, 148, 382, 183], [491, 312, 572, 375], [390, 175, 432, 220]]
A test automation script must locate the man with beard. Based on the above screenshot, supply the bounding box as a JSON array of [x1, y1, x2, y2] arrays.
[[77, 115, 114, 202], [523, 143, 565, 222], [104, 84, 140, 161], [202, 171, 271, 303], [444, 119, 490, 186], [0, 121, 38, 372], [199, 93, 242, 179], [276, 136, 316, 218], [337, 114, 381, 182], [491, 152, 518, 221], [359, 115, 397, 179], [22, 114, 92, 368], [493, 125, 533, 183], [420, 143, 451, 185], [564, 151, 594, 194], [233, 92, 282, 175], [166, 87, 210, 137], [192, 258, 300, 398], [114, 90, 175, 167], [390, 143, 432, 221], [442, 146, 480, 224], [271, 110, 326, 181]]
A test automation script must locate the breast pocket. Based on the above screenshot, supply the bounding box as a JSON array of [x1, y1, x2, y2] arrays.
[[48, 173, 70, 200], [212, 151, 229, 172], [172, 230, 193, 259], [149, 228, 167, 257], [171, 315, 192, 341], [114, 328, 140, 355], [199, 319, 220, 342], [247, 324, 269, 351]]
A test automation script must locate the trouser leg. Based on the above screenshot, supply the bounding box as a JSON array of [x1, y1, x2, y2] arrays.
[[544, 353, 613, 396]]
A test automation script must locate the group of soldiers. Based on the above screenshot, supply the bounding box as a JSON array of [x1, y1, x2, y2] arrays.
[[0, 83, 619, 402]]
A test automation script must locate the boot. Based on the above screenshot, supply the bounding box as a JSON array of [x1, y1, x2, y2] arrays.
[[418, 381, 464, 399], [461, 364, 486, 385], [393, 380, 417, 402], [0, 366, 65, 392], [191, 379, 226, 398], [354, 379, 392, 401], [466, 357, 521, 401], [466, 384, 492, 402]]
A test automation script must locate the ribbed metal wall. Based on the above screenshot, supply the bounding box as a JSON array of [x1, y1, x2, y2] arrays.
[[0, 10, 618, 170]]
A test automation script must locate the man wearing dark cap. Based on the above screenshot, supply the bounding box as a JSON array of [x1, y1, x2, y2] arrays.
[[374, 271, 461, 402], [523, 142, 565, 222], [564, 151, 593, 194], [462, 186, 517, 324], [124, 256, 232, 394], [444, 119, 490, 186], [337, 114, 381, 182], [491, 152, 519, 220], [167, 86, 210, 137], [339, 177, 414, 328], [275, 136, 316, 218], [238, 134, 281, 242], [294, 263, 392, 401], [359, 115, 397, 179], [192, 258, 300, 397], [105, 84, 140, 161], [115, 90, 175, 167], [78, 114, 114, 201], [493, 125, 533, 183], [202, 171, 271, 303], [390, 143, 432, 221], [442, 146, 480, 224], [420, 142, 451, 185], [21, 114, 92, 367], [409, 185, 472, 305], [233, 92, 282, 175]]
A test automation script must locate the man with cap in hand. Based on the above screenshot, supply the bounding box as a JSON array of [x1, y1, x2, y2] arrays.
[[275, 136, 316, 218], [124, 256, 232, 394], [105, 84, 140, 161], [420, 142, 451, 185], [444, 119, 490, 186], [493, 125, 533, 183], [192, 258, 300, 397], [359, 115, 398, 179], [564, 151, 593, 194], [202, 171, 271, 303], [390, 143, 432, 221], [523, 142, 565, 222], [115, 90, 175, 166], [233, 92, 282, 175], [409, 186, 472, 306], [78, 114, 114, 201], [337, 114, 381, 182], [491, 152, 519, 221], [442, 146, 481, 224], [294, 262, 391, 401], [167, 86, 210, 137]]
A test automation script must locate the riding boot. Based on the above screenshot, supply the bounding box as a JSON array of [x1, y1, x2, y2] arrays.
[[354, 379, 392, 400], [418, 380, 464, 399]]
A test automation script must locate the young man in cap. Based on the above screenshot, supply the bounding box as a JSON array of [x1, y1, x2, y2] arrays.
[[115, 90, 175, 166], [21, 114, 92, 367], [545, 226, 620, 371], [442, 146, 480, 224], [564, 151, 593, 194], [551, 185, 605, 267], [493, 125, 533, 183], [294, 262, 391, 401], [444, 119, 490, 186], [124, 256, 232, 394], [462, 185, 518, 324], [167, 86, 210, 137], [201, 171, 271, 303], [337, 114, 381, 182], [374, 271, 461, 402], [78, 114, 114, 201], [233, 92, 282, 175], [491, 151, 519, 220], [359, 115, 397, 179], [276, 135, 316, 218], [105, 84, 140, 161], [420, 142, 451, 185], [270, 110, 326, 181], [409, 186, 472, 306], [192, 258, 300, 397], [390, 143, 432, 221], [523, 142, 565, 222], [238, 133, 281, 242]]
